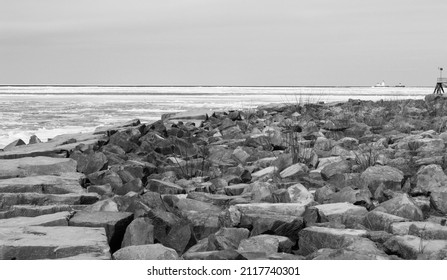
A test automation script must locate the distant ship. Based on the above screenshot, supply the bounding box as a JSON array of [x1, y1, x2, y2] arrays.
[[373, 81, 405, 88], [373, 80, 387, 87]]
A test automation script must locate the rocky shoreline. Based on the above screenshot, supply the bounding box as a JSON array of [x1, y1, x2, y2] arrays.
[[2, 93, 447, 260]]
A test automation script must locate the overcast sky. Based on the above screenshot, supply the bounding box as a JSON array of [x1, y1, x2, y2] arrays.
[[0, 0, 446, 86]]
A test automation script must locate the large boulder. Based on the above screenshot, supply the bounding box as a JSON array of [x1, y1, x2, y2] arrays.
[[68, 211, 133, 253], [280, 163, 308, 179], [220, 204, 305, 240], [0, 157, 77, 179], [87, 170, 123, 193], [0, 204, 72, 219], [146, 179, 185, 195], [182, 250, 246, 260], [112, 244, 178, 260], [384, 235, 447, 259], [304, 202, 368, 227], [0, 173, 86, 194], [0, 132, 106, 159], [0, 192, 99, 209], [70, 151, 108, 175], [321, 160, 351, 180], [308, 238, 391, 260], [298, 226, 368, 256], [363, 211, 409, 232], [373, 194, 424, 221], [413, 164, 447, 195], [360, 165, 404, 194], [121, 217, 154, 248], [327, 187, 373, 209], [0, 226, 110, 260], [430, 191, 447, 214], [3, 139, 26, 151], [0, 211, 72, 227], [287, 183, 314, 205], [238, 235, 294, 255], [108, 128, 141, 153], [207, 228, 250, 251], [390, 221, 447, 239]]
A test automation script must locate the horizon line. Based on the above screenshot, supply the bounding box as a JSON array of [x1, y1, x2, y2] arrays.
[[0, 84, 433, 88]]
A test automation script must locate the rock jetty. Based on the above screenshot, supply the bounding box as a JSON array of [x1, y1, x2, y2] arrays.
[[2, 94, 447, 260]]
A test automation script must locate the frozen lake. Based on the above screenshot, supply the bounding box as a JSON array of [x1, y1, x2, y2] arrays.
[[0, 86, 431, 148]]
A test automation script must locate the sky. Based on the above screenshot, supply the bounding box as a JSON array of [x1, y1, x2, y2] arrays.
[[0, 0, 446, 86]]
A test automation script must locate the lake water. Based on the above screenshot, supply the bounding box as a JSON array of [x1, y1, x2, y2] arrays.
[[0, 86, 432, 149]]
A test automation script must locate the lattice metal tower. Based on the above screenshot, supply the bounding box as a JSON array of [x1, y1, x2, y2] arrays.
[[434, 67, 446, 94]]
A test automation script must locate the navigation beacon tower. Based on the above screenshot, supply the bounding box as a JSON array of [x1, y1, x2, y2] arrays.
[[434, 67, 446, 94]]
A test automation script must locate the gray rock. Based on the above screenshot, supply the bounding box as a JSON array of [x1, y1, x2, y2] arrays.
[[251, 166, 277, 180], [0, 211, 72, 227], [238, 234, 293, 255], [304, 202, 368, 227], [0, 157, 77, 179], [0, 226, 110, 260], [309, 238, 391, 260], [70, 151, 108, 175], [328, 187, 372, 209], [112, 244, 178, 260], [384, 235, 447, 259], [314, 186, 335, 204], [147, 179, 185, 195], [373, 193, 424, 221], [390, 221, 447, 239], [360, 165, 404, 194], [87, 184, 113, 196], [0, 132, 106, 159], [28, 135, 42, 145], [87, 170, 123, 193], [242, 181, 278, 202], [3, 139, 26, 151], [182, 250, 245, 260], [287, 183, 314, 204], [68, 211, 133, 252], [298, 226, 368, 256], [0, 204, 72, 219], [121, 218, 155, 248], [0, 192, 99, 209], [0, 173, 86, 194], [413, 164, 447, 195], [363, 211, 409, 232], [280, 163, 308, 178], [321, 160, 351, 180], [83, 199, 119, 212], [207, 228, 250, 251], [430, 191, 447, 214]]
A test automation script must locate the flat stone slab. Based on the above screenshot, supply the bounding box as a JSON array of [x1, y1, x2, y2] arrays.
[[0, 226, 110, 260], [298, 226, 368, 256], [0, 204, 73, 219], [235, 203, 307, 217], [384, 235, 447, 259], [0, 193, 99, 210], [147, 179, 185, 195], [0, 173, 85, 194], [112, 244, 179, 260], [0, 157, 77, 179], [0, 132, 106, 159], [68, 211, 133, 252], [306, 202, 368, 226], [390, 221, 447, 239], [162, 109, 213, 122], [363, 211, 409, 232], [0, 211, 72, 227]]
